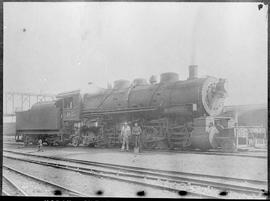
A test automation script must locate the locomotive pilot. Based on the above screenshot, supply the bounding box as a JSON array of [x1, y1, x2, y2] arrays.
[[121, 122, 131, 151]]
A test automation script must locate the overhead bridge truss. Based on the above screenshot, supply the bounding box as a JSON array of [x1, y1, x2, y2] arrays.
[[3, 92, 56, 117]]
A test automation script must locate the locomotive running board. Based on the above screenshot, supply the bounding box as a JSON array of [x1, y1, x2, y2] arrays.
[[82, 107, 159, 116]]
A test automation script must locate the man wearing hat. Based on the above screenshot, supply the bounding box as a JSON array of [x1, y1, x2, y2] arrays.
[[132, 122, 142, 153], [120, 122, 131, 151]]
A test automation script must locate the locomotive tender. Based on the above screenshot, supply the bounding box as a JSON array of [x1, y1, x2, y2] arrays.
[[16, 65, 238, 151]]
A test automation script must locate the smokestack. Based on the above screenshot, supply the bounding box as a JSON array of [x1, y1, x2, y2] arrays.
[[188, 65, 198, 80]]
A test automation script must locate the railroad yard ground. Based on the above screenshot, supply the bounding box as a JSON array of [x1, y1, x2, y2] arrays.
[[2, 136, 268, 198]]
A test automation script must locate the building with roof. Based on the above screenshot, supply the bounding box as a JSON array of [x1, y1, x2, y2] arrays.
[[222, 104, 267, 129]]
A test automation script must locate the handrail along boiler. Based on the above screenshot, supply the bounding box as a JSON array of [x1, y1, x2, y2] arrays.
[[16, 65, 251, 151]]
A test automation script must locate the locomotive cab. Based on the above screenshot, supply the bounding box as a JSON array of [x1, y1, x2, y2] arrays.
[[56, 90, 83, 146], [56, 90, 82, 122]]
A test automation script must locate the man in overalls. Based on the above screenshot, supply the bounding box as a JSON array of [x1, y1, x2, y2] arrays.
[[37, 138, 43, 152], [121, 122, 131, 151], [132, 123, 142, 153]]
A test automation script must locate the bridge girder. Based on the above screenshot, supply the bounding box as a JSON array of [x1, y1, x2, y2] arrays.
[[3, 92, 56, 117]]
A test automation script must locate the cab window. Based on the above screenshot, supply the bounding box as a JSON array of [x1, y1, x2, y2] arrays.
[[64, 97, 73, 109]]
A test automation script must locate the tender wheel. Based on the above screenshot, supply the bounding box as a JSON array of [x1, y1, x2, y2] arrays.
[[43, 141, 50, 146], [88, 143, 96, 147], [54, 141, 60, 146]]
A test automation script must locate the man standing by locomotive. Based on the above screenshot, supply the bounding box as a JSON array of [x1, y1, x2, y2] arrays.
[[132, 123, 142, 153], [207, 122, 219, 149], [121, 122, 131, 151], [37, 138, 43, 152]]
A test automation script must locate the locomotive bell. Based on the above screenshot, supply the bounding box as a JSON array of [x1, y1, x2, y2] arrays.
[[149, 75, 157, 84]]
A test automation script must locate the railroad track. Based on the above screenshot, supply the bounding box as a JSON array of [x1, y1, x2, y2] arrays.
[[3, 141, 267, 159], [2, 174, 28, 196], [3, 164, 88, 197], [3, 152, 214, 198], [3, 149, 267, 198], [146, 148, 267, 159]]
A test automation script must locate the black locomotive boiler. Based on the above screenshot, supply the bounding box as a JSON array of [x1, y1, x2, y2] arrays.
[[16, 65, 237, 151]]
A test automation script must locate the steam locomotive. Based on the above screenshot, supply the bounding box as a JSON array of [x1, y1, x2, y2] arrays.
[[16, 65, 238, 151]]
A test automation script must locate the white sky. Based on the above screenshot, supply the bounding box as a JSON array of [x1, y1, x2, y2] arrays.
[[3, 2, 268, 105]]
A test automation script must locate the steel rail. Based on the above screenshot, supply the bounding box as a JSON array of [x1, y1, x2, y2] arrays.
[[4, 154, 264, 196], [4, 151, 266, 197], [2, 175, 28, 196], [4, 154, 217, 198], [3, 141, 267, 159], [143, 149, 267, 159], [3, 164, 88, 197], [4, 149, 267, 185], [2, 191, 10, 196]]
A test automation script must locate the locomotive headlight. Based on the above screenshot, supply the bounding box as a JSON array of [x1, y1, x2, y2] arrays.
[[202, 77, 227, 116]]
